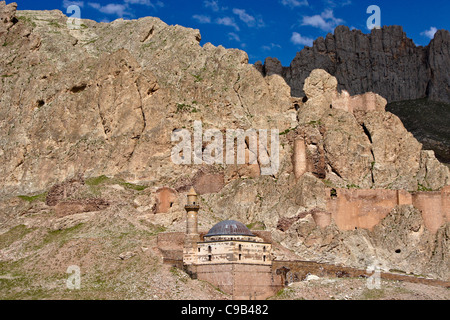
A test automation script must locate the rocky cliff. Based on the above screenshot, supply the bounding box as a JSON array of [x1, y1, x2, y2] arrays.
[[0, 2, 449, 296], [261, 25, 450, 104]]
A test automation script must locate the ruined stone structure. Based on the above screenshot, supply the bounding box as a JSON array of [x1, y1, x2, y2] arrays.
[[325, 187, 450, 233], [154, 187, 177, 214]]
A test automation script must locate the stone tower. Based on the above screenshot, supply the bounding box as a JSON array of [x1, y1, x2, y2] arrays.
[[183, 187, 200, 265]]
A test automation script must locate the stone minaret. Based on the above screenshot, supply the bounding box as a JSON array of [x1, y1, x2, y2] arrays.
[[183, 187, 200, 265]]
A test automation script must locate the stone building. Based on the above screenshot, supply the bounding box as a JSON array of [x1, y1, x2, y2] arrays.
[[182, 187, 278, 300]]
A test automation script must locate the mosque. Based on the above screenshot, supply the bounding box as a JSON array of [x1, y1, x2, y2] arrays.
[[181, 187, 278, 300]]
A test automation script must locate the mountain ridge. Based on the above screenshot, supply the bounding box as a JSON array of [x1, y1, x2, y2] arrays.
[[260, 25, 450, 104]]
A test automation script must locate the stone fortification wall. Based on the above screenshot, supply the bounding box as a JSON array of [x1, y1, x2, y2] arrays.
[[325, 187, 449, 233]]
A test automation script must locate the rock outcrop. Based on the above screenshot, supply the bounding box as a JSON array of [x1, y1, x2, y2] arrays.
[[261, 25, 450, 104], [0, 2, 295, 198], [292, 69, 449, 191]]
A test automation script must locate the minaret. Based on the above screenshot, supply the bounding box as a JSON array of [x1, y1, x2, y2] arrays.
[[183, 187, 200, 265]]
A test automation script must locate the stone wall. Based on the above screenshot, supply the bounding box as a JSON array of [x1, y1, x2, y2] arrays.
[[193, 263, 280, 300], [293, 138, 307, 179], [331, 90, 387, 113], [324, 187, 450, 233], [411, 185, 450, 233], [155, 187, 177, 213], [326, 188, 399, 230], [196, 240, 271, 265]]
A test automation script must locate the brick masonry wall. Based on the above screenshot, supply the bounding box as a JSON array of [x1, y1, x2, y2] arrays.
[[195, 263, 281, 300], [325, 187, 449, 233]]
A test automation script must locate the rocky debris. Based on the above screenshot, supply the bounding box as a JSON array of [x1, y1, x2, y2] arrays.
[[264, 25, 450, 104], [44, 176, 110, 216], [272, 277, 449, 300], [304, 274, 320, 282], [119, 251, 136, 260], [45, 175, 85, 206], [53, 199, 110, 217], [49, 212, 96, 231], [0, 1, 17, 35]]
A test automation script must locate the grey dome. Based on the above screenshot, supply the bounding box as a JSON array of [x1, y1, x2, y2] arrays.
[[206, 220, 255, 237]]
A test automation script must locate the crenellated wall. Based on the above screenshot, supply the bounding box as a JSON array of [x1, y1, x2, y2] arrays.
[[331, 90, 387, 113]]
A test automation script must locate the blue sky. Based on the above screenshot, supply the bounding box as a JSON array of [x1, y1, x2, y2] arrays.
[[13, 0, 450, 66]]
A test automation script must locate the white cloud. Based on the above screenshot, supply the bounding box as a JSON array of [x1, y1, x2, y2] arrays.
[[262, 43, 282, 51], [233, 8, 255, 25], [421, 27, 438, 39], [232, 8, 264, 28], [216, 17, 239, 31], [63, 0, 84, 8], [302, 9, 344, 32], [280, 0, 309, 8], [124, 0, 164, 7], [291, 32, 314, 46], [88, 2, 129, 17], [87, 2, 101, 9], [124, 0, 150, 4], [228, 32, 240, 42], [192, 14, 211, 24], [324, 0, 351, 8], [87, 0, 163, 18], [204, 0, 220, 12]]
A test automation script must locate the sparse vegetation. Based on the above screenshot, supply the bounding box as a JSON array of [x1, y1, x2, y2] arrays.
[[48, 20, 62, 28], [359, 288, 385, 300], [279, 126, 297, 136], [246, 221, 266, 230], [191, 74, 203, 82], [0, 225, 34, 249], [41, 223, 85, 247], [17, 15, 37, 28], [307, 120, 322, 127], [18, 192, 48, 203], [85, 175, 148, 192], [322, 179, 334, 188], [417, 183, 433, 192], [176, 103, 198, 113]]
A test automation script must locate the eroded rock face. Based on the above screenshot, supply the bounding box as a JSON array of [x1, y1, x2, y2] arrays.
[[0, 4, 295, 198], [266, 25, 450, 104], [292, 69, 450, 191]]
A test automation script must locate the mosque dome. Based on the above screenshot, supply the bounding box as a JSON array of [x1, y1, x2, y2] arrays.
[[206, 220, 255, 237]]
